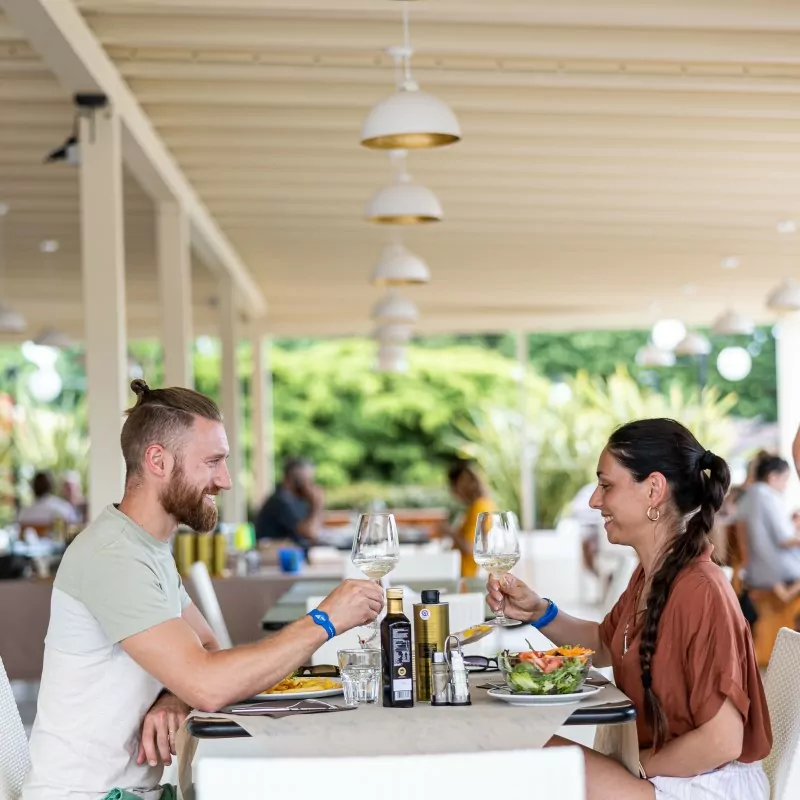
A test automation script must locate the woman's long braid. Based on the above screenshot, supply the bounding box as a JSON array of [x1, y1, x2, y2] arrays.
[[638, 453, 729, 750]]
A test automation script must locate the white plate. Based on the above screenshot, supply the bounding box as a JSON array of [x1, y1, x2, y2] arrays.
[[487, 685, 602, 706], [256, 680, 344, 700]]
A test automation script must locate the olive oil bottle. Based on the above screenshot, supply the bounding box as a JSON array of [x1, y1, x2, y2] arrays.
[[380, 588, 414, 708]]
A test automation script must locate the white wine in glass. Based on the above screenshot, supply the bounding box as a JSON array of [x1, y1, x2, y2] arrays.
[[351, 513, 400, 645], [474, 511, 521, 627]]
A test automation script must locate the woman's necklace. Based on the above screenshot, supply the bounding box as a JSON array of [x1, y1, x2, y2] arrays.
[[623, 580, 648, 657]]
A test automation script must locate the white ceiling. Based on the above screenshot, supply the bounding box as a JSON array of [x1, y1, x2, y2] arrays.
[[2, 0, 800, 338]]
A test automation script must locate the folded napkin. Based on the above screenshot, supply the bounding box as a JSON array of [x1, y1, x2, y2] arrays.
[[224, 699, 353, 718]]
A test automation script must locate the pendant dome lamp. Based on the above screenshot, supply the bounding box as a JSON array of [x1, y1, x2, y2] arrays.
[[635, 344, 676, 368], [366, 150, 442, 224], [372, 290, 419, 324], [375, 343, 409, 373], [371, 236, 430, 285], [711, 308, 755, 336], [675, 330, 712, 357], [373, 323, 414, 344], [766, 278, 800, 313], [360, 5, 460, 150]]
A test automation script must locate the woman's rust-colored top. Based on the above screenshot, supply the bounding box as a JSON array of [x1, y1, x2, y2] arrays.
[[599, 546, 772, 760]]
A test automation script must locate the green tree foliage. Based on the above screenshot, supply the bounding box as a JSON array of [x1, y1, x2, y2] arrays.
[[453, 366, 737, 526], [525, 328, 776, 421], [0, 324, 774, 524], [268, 339, 526, 489]]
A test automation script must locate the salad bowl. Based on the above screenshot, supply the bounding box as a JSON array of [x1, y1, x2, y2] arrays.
[[498, 645, 593, 695]]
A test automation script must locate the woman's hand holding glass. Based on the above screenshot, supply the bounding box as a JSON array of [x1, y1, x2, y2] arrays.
[[474, 511, 522, 626], [486, 573, 549, 624]]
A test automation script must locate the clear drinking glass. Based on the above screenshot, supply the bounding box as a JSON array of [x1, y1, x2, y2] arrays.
[[351, 513, 400, 645], [474, 511, 521, 627], [338, 648, 381, 706]]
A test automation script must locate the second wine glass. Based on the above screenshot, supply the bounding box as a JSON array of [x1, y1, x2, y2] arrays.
[[474, 511, 521, 627], [351, 513, 400, 645]]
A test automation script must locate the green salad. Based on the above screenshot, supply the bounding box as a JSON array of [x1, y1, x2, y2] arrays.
[[498, 644, 593, 695]]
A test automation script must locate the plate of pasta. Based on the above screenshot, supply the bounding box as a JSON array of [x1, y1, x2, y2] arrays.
[[256, 675, 344, 700]]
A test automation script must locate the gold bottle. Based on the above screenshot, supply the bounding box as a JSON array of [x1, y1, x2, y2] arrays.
[[413, 589, 450, 702], [175, 530, 195, 577], [212, 531, 228, 576], [196, 533, 213, 572]]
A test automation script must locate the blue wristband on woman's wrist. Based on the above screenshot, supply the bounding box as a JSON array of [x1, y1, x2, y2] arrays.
[[307, 609, 336, 640], [531, 598, 558, 630]]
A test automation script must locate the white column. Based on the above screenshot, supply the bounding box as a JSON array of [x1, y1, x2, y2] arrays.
[[219, 276, 245, 522], [79, 109, 127, 515], [157, 202, 193, 387], [250, 330, 275, 507], [515, 331, 535, 530], [777, 316, 800, 507]]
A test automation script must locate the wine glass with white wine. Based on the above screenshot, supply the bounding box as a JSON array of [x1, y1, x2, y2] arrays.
[[474, 511, 521, 627], [351, 513, 400, 645]]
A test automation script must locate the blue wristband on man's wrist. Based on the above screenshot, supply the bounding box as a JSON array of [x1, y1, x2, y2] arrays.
[[307, 608, 336, 640], [530, 598, 558, 630]]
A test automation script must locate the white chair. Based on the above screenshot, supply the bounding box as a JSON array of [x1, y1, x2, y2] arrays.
[[196, 747, 585, 799], [516, 522, 583, 606], [597, 543, 638, 616], [0, 657, 31, 800], [763, 628, 800, 800], [344, 552, 461, 584], [188, 562, 233, 650]]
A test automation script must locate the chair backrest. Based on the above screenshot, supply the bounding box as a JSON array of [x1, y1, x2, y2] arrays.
[[344, 551, 461, 584], [196, 747, 585, 799], [763, 627, 800, 800], [188, 562, 233, 650], [516, 523, 583, 606], [0, 656, 31, 800]]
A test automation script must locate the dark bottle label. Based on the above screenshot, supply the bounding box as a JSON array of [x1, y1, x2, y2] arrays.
[[382, 618, 414, 707], [390, 627, 413, 702]]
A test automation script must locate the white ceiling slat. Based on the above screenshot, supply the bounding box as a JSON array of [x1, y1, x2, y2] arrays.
[[82, 13, 800, 65], [114, 59, 800, 98], [127, 80, 800, 120], [71, 1, 800, 34]]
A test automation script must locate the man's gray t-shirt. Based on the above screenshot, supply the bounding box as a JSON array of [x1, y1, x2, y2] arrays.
[[23, 505, 191, 800]]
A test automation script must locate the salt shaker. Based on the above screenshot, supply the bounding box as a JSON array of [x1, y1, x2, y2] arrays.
[[448, 649, 472, 706], [430, 651, 450, 706]]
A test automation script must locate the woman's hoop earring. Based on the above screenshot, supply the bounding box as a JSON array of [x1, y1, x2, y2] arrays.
[[647, 506, 660, 522]]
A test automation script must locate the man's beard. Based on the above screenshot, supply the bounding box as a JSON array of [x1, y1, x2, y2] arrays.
[[160, 464, 219, 533]]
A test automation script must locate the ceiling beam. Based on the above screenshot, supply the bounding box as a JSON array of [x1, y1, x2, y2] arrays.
[[115, 59, 800, 96], [0, 0, 266, 317], [71, 1, 800, 35], [82, 13, 800, 65], [127, 80, 800, 121]]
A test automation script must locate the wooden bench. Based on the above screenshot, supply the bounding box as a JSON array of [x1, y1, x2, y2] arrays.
[[322, 508, 449, 534]]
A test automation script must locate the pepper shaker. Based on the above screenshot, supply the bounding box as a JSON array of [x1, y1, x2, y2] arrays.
[[430, 651, 450, 706]]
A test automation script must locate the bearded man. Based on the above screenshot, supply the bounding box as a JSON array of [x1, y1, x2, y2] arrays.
[[23, 380, 382, 800]]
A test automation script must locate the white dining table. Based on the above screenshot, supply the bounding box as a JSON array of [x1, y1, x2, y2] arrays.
[[177, 674, 640, 798]]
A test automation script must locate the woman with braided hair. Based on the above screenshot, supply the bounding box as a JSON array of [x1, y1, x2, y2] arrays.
[[487, 419, 771, 799]]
